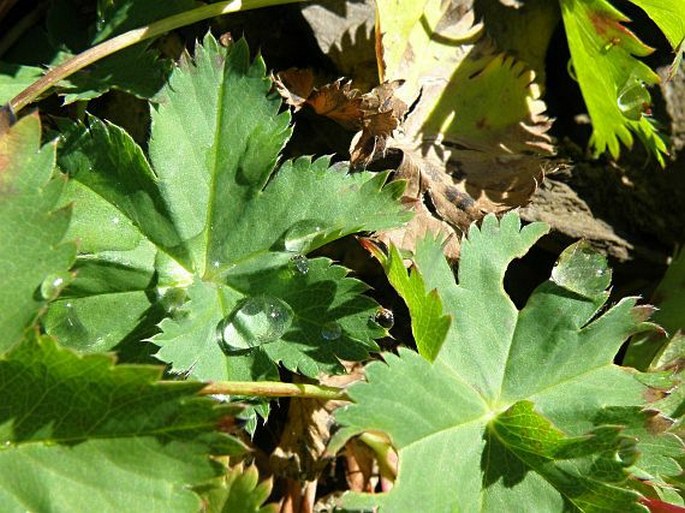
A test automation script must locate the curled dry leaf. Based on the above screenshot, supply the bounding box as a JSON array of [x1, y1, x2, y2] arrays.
[[275, 69, 363, 130], [274, 69, 405, 137], [373, 1, 554, 257], [349, 79, 407, 169]]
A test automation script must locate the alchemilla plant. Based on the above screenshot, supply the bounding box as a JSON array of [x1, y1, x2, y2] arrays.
[[1, 0, 684, 511]]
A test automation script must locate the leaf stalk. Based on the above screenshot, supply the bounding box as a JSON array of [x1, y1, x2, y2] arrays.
[[200, 380, 351, 401]]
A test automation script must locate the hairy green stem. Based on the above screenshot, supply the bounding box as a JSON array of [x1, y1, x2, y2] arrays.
[[200, 380, 351, 401], [9, 0, 304, 111]]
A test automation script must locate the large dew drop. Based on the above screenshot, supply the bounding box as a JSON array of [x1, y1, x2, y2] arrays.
[[283, 219, 325, 253], [617, 79, 650, 121], [217, 296, 293, 354]]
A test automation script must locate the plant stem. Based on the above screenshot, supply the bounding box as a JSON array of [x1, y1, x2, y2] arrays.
[[9, 0, 304, 112], [200, 381, 351, 401], [359, 431, 398, 481]]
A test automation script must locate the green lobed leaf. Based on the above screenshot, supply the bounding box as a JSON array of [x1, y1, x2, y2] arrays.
[[629, 0, 685, 49], [52, 34, 408, 381], [623, 248, 685, 496], [202, 464, 277, 513], [338, 212, 663, 512], [45, 114, 187, 354], [560, 0, 669, 164], [0, 62, 43, 105], [488, 401, 644, 512], [365, 238, 450, 362], [0, 333, 245, 513], [0, 113, 75, 353]]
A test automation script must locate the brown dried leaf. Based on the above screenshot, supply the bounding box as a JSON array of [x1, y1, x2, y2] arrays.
[[274, 68, 315, 111], [349, 80, 407, 168], [308, 79, 363, 130], [374, 153, 463, 259], [274, 70, 364, 130]]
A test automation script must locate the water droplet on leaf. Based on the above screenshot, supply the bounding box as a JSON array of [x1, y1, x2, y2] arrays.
[[290, 255, 309, 275], [217, 296, 293, 354], [373, 307, 394, 329], [40, 272, 72, 300], [321, 321, 342, 341], [567, 59, 578, 82], [617, 79, 650, 121], [617, 437, 638, 467], [283, 220, 324, 253], [56, 301, 90, 346]]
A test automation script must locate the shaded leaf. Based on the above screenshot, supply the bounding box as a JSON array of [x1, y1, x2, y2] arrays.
[[45, 0, 195, 103], [625, 248, 685, 370], [0, 62, 43, 105], [300, 0, 379, 91], [0, 334, 244, 513]]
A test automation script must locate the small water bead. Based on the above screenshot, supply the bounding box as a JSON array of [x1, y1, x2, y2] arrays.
[[40, 272, 72, 301], [373, 307, 394, 330], [566, 59, 578, 82], [321, 321, 342, 341], [217, 296, 293, 354], [283, 219, 324, 253], [290, 254, 309, 275]]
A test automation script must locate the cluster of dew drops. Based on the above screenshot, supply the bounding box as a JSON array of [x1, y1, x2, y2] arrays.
[[215, 254, 346, 355]]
